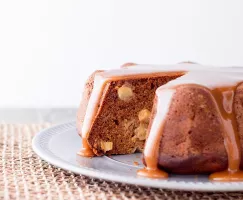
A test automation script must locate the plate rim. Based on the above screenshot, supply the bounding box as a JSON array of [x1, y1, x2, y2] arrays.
[[32, 122, 243, 192]]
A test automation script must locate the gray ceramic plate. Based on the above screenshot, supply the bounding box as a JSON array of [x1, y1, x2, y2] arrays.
[[32, 122, 243, 192]]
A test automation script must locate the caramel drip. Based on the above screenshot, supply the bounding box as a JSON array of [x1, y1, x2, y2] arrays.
[[137, 117, 168, 178], [77, 138, 95, 157], [137, 90, 174, 179], [137, 123, 168, 178], [209, 86, 243, 181]]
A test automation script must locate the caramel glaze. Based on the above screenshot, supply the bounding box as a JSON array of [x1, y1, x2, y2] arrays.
[[137, 105, 168, 178], [209, 86, 243, 181], [77, 138, 95, 157], [138, 83, 243, 181], [137, 93, 172, 179]]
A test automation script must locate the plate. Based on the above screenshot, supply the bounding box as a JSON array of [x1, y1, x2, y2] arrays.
[[32, 122, 243, 192]]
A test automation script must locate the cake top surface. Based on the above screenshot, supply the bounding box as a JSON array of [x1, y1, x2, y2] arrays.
[[98, 64, 243, 80], [99, 64, 210, 78], [158, 70, 243, 92]]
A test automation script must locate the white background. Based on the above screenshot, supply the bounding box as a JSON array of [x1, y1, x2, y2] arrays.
[[0, 0, 243, 108]]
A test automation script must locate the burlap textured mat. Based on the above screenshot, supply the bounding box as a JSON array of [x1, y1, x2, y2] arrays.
[[1, 123, 243, 200]]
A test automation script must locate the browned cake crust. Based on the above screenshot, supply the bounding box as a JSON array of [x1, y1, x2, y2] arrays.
[[81, 73, 183, 156], [234, 82, 243, 167], [153, 83, 243, 174]]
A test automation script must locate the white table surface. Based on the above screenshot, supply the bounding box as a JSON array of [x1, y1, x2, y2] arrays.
[[0, 108, 77, 123]]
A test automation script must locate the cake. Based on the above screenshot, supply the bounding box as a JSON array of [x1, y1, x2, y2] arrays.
[[77, 66, 185, 156], [77, 64, 243, 181]]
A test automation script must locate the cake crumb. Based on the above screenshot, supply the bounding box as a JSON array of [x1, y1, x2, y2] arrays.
[[134, 161, 139, 166]]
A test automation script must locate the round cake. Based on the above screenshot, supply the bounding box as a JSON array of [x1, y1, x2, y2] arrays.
[[77, 64, 243, 181]]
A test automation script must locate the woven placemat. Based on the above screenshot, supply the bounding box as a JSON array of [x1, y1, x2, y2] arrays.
[[1, 124, 243, 200]]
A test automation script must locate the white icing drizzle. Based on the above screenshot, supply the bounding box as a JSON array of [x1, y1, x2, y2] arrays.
[[81, 75, 107, 138], [144, 89, 175, 166], [102, 64, 210, 78], [160, 71, 243, 90]]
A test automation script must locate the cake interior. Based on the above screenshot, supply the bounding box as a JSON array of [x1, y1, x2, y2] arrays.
[[85, 72, 183, 156]]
